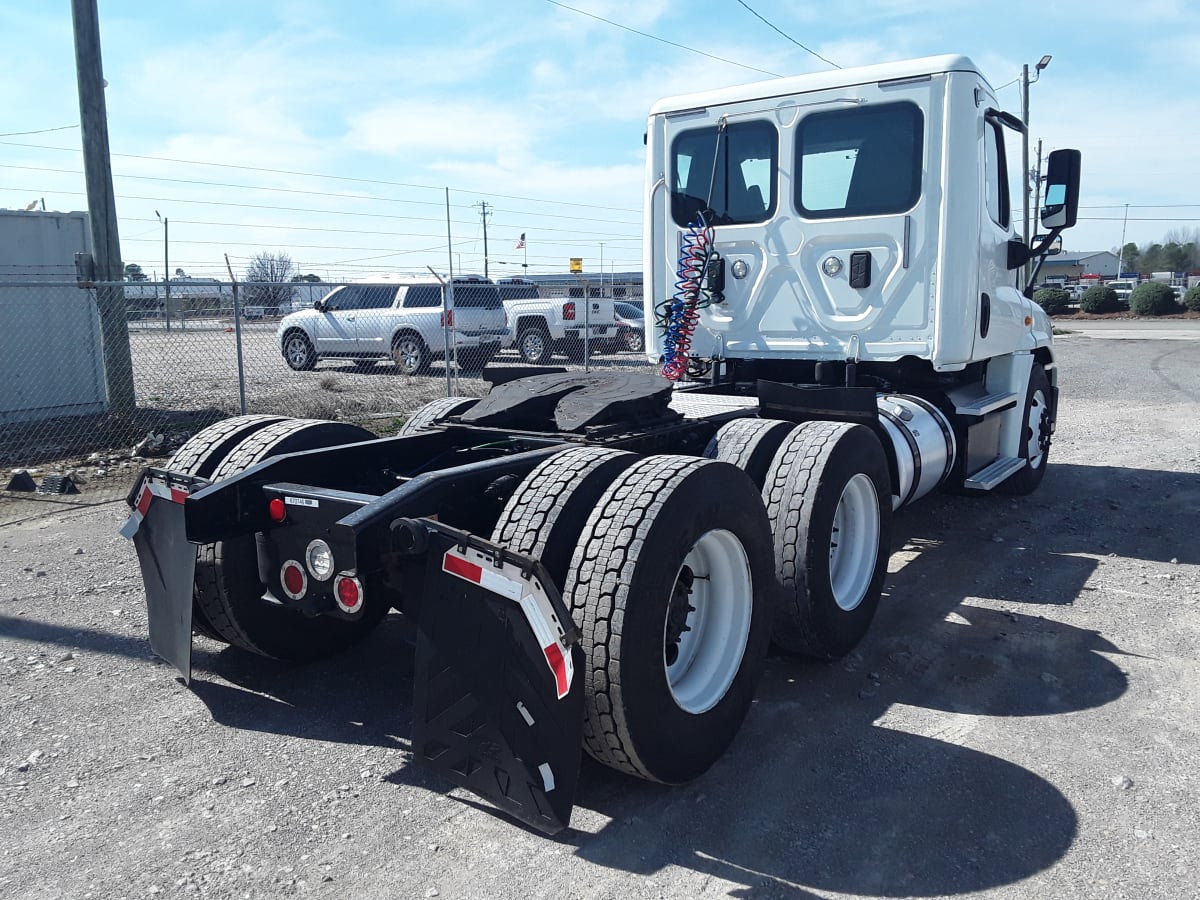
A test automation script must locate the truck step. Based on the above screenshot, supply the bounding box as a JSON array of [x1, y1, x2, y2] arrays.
[[964, 456, 1026, 491], [954, 391, 1019, 417]]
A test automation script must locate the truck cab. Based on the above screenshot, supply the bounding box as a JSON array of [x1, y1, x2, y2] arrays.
[[644, 54, 1058, 372]]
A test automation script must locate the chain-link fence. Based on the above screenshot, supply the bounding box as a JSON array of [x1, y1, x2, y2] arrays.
[[1, 278, 653, 515]]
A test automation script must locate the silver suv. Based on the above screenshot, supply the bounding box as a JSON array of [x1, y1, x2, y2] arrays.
[[277, 276, 509, 375]]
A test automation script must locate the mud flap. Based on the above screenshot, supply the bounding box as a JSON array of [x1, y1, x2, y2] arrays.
[[121, 472, 199, 683], [409, 525, 585, 834]]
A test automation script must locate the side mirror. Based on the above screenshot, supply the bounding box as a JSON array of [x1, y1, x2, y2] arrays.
[[1041, 149, 1081, 229], [313, 299, 325, 311], [1032, 234, 1063, 256]]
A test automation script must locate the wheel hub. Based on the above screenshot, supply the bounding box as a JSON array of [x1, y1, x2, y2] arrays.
[[664, 565, 697, 666]]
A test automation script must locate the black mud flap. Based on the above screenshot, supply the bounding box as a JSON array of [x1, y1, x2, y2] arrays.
[[407, 522, 585, 834], [120, 470, 202, 683]]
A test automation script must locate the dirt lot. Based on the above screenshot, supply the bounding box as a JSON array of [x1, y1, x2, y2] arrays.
[[1, 330, 1198, 899]]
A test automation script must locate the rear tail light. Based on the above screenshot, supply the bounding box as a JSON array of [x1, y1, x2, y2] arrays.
[[279, 560, 307, 600], [334, 575, 364, 614], [441, 309, 454, 327], [268, 498, 286, 522], [562, 302, 575, 321]]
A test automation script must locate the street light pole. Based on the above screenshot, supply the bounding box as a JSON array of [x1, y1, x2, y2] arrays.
[[1020, 54, 1051, 283]]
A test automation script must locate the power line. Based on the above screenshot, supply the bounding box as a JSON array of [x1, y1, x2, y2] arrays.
[[733, 1, 840, 69], [0, 140, 642, 214], [0, 125, 79, 138], [543, 0, 781, 78]]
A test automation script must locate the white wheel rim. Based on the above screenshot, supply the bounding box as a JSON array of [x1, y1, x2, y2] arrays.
[[829, 474, 880, 612], [663, 528, 753, 714], [1025, 389, 1048, 469]]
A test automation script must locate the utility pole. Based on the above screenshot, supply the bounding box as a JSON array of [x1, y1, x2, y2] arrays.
[[474, 201, 492, 279], [156, 211, 170, 331], [1117, 203, 1130, 276], [71, 0, 136, 418]]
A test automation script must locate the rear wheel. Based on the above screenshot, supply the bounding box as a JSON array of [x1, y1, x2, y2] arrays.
[[517, 325, 552, 365], [997, 364, 1052, 495], [392, 333, 430, 376], [564, 456, 774, 783], [167, 414, 286, 641], [703, 418, 797, 489], [624, 329, 645, 353], [396, 396, 478, 436], [491, 447, 638, 589], [763, 422, 891, 659], [194, 418, 388, 661]]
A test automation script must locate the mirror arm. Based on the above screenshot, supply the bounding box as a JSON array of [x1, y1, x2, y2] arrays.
[[1022, 225, 1066, 297]]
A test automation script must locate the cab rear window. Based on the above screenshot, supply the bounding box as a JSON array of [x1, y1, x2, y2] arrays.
[[796, 101, 923, 219]]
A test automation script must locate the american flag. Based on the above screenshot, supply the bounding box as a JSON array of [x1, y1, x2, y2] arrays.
[[514, 233, 526, 250]]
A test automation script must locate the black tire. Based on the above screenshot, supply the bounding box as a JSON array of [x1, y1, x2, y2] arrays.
[[996, 364, 1053, 496], [194, 418, 388, 661], [517, 325, 552, 365], [763, 422, 892, 660], [167, 414, 287, 642], [281, 330, 316, 371], [703, 418, 797, 489], [564, 456, 774, 783], [491, 447, 638, 589], [396, 396, 478, 436], [625, 329, 645, 353], [392, 332, 430, 376]]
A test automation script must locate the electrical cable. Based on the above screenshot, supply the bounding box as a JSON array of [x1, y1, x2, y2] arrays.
[[543, 0, 781, 78], [733, 0, 840, 69]]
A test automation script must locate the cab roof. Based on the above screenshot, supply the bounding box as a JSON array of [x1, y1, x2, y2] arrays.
[[648, 54, 985, 117]]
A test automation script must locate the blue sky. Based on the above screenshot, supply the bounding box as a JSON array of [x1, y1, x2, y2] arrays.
[[2, 0, 1198, 280]]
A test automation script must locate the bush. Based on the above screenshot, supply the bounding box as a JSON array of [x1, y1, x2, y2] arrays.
[[1033, 288, 1072, 315], [1079, 285, 1122, 314], [1129, 282, 1179, 316], [1184, 285, 1200, 312]]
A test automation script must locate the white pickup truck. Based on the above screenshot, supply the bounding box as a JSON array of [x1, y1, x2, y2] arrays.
[[497, 279, 620, 364]]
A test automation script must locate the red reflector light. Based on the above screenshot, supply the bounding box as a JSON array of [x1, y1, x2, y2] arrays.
[[562, 301, 575, 321], [268, 498, 286, 522], [280, 561, 306, 599], [440, 309, 454, 327], [335, 575, 362, 613]]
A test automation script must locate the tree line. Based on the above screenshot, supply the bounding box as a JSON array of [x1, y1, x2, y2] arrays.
[[1115, 228, 1200, 274]]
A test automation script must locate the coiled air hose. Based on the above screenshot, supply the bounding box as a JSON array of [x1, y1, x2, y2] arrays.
[[659, 212, 721, 381]]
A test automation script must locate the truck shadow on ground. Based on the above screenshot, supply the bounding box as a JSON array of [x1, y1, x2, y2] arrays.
[[168, 460, 1197, 896]]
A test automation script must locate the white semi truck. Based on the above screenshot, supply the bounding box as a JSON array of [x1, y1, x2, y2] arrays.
[[124, 54, 1080, 833]]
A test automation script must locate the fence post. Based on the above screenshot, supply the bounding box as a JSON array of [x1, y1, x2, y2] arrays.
[[225, 254, 248, 415]]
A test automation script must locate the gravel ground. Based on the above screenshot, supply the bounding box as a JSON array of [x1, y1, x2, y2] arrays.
[[1, 330, 1199, 899]]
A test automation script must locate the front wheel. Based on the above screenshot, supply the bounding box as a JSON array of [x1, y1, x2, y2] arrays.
[[564, 456, 774, 783], [281, 331, 316, 371], [997, 363, 1053, 495]]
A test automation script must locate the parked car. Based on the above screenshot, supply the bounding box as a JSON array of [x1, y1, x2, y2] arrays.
[[1107, 280, 1138, 304], [613, 300, 646, 352], [276, 275, 509, 375]]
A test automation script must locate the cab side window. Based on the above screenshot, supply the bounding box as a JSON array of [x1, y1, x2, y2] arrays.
[[984, 119, 1011, 230]]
